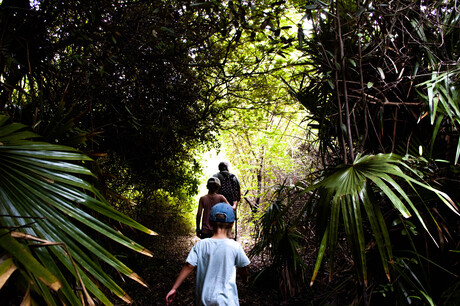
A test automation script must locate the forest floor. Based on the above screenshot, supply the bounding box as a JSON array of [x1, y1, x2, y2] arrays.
[[113, 233, 322, 305], [110, 223, 460, 306]]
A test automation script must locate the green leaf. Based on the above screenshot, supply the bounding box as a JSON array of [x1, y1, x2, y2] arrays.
[[0, 116, 152, 304], [310, 227, 329, 286], [429, 115, 443, 158], [0, 122, 29, 138], [327, 196, 340, 279], [0, 229, 61, 291], [367, 174, 411, 217], [360, 186, 390, 282], [308, 153, 458, 285], [348, 58, 356, 67], [377, 67, 385, 79], [0, 255, 17, 289]]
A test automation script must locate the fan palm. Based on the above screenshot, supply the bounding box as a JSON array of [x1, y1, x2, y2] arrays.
[[249, 182, 307, 298], [290, 0, 460, 292], [307, 153, 458, 289], [0, 115, 156, 305]]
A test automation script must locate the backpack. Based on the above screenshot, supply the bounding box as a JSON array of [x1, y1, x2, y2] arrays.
[[215, 172, 239, 203]]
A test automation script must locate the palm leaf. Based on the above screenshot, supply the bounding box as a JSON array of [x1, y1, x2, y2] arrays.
[[309, 153, 459, 286], [0, 255, 17, 289], [0, 229, 61, 291], [0, 115, 154, 304], [417, 68, 460, 164]]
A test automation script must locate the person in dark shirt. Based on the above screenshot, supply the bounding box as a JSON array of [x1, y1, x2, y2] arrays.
[[213, 161, 241, 211]]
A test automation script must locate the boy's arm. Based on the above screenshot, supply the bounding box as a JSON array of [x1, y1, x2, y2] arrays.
[[221, 195, 230, 204], [166, 263, 195, 305], [196, 197, 204, 235]]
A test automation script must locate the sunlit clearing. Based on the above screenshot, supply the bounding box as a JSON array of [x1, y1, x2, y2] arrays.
[[195, 149, 229, 209]]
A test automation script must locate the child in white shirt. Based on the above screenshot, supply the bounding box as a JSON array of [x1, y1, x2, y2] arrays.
[[166, 203, 250, 305]]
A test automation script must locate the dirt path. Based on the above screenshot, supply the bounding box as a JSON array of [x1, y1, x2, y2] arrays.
[[115, 234, 292, 305]]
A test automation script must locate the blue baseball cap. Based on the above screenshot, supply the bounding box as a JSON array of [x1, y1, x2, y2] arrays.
[[209, 203, 235, 223]]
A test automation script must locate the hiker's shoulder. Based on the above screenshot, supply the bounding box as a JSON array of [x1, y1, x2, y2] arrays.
[[217, 194, 227, 201]]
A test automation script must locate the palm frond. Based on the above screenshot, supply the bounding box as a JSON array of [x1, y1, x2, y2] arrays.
[[0, 115, 155, 304], [309, 153, 459, 286]]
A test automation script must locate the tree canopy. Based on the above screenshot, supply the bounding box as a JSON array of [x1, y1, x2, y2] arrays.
[[1, 0, 460, 304]]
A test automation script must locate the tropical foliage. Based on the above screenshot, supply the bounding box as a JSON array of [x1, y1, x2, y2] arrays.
[[248, 0, 460, 303], [307, 154, 458, 293], [0, 0, 306, 303], [2, 0, 460, 304], [0, 115, 155, 304]]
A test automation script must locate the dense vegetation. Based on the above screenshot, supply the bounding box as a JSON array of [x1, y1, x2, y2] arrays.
[[0, 0, 459, 305]]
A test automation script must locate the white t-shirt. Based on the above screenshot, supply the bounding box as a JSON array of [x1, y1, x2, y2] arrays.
[[186, 238, 250, 305]]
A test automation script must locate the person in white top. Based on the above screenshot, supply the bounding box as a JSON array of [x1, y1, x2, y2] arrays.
[[166, 203, 251, 305]]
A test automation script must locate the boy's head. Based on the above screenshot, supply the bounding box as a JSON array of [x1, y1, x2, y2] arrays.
[[206, 177, 221, 193], [209, 203, 235, 231]]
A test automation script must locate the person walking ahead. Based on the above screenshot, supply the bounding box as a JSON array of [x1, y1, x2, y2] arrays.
[[196, 177, 228, 239], [213, 161, 241, 210], [166, 203, 250, 305]]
